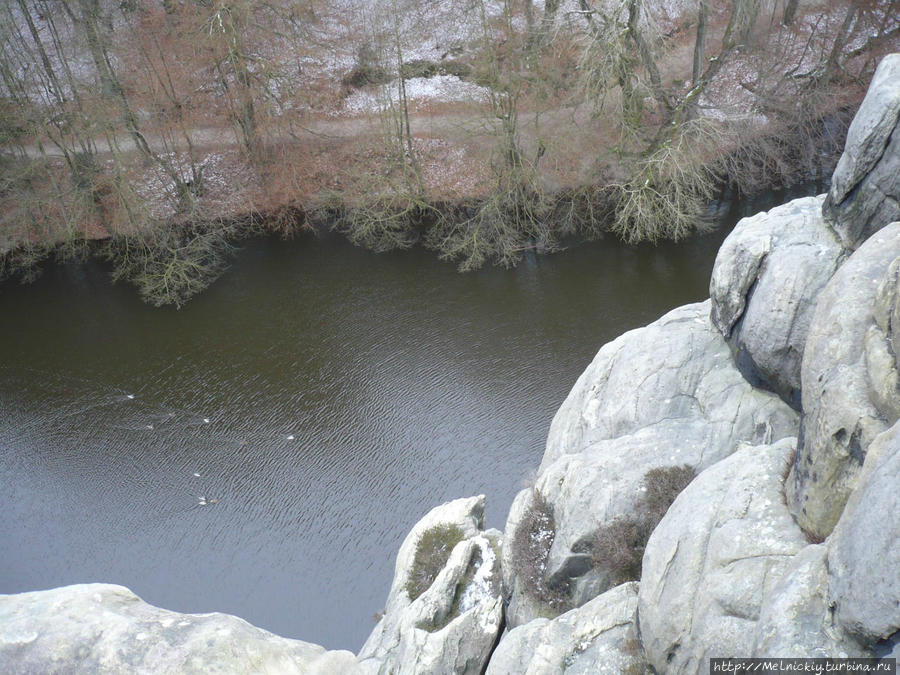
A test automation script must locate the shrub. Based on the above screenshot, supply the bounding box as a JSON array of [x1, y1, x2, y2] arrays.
[[342, 64, 391, 88], [641, 464, 697, 524], [399, 59, 439, 80], [589, 464, 696, 583], [589, 517, 645, 586], [425, 180, 554, 272], [406, 523, 465, 601], [510, 490, 571, 610], [104, 221, 237, 308], [342, 43, 391, 88], [439, 60, 472, 79]]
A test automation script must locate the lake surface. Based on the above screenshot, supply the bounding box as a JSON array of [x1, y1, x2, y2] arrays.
[[0, 187, 816, 650]]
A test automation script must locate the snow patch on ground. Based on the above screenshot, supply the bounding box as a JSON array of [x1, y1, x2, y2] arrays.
[[124, 149, 259, 221], [458, 535, 498, 615], [339, 75, 489, 116]]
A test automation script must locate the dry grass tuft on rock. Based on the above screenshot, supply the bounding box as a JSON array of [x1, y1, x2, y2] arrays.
[[405, 523, 465, 602], [510, 489, 571, 610], [589, 465, 697, 584]]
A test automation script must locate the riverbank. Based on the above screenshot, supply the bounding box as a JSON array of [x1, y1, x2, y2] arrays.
[[3, 0, 897, 305], [0, 157, 832, 309]]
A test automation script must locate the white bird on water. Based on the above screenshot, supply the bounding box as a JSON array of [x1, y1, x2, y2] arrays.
[[126, 394, 135, 400], [287, 435, 295, 440], [203, 418, 210, 424]]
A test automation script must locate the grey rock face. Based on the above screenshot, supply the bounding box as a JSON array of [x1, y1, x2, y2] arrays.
[[485, 582, 644, 675], [709, 195, 844, 407], [786, 224, 900, 539], [823, 54, 900, 249], [869, 257, 900, 420], [0, 584, 359, 675], [638, 439, 810, 674], [505, 302, 798, 627], [751, 423, 900, 657], [357, 496, 503, 675], [751, 545, 857, 658], [828, 422, 900, 645], [543, 301, 798, 470]]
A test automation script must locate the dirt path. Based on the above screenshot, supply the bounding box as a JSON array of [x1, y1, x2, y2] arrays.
[[10, 106, 496, 160]]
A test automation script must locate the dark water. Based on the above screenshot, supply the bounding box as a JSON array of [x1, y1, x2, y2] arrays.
[[0, 187, 815, 650]]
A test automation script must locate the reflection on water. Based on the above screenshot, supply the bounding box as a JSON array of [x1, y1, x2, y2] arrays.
[[0, 186, 818, 650]]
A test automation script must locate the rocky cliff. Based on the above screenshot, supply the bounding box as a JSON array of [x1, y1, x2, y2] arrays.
[[2, 54, 899, 675]]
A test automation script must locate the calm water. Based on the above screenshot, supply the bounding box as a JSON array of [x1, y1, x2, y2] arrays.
[[0, 188, 814, 650]]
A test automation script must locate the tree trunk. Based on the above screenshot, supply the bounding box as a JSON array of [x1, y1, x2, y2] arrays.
[[536, 0, 559, 46], [782, 0, 799, 26], [824, 3, 859, 79], [626, 0, 669, 112], [692, 0, 707, 85], [734, 0, 761, 46]]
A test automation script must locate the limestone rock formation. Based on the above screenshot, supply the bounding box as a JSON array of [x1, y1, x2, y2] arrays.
[[504, 301, 798, 627], [869, 256, 900, 420], [823, 54, 900, 249], [751, 422, 900, 658], [543, 301, 797, 470], [750, 544, 854, 658], [638, 439, 810, 674], [827, 422, 900, 645], [357, 495, 503, 675], [786, 223, 900, 539], [709, 195, 844, 407], [0, 584, 360, 675], [485, 582, 644, 675]]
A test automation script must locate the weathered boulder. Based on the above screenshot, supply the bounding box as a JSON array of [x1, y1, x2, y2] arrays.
[[638, 438, 810, 674], [709, 195, 844, 407], [751, 545, 858, 658], [0, 583, 359, 675], [823, 54, 900, 249], [786, 224, 900, 539], [543, 301, 798, 470], [751, 422, 900, 657], [485, 582, 644, 675], [505, 302, 798, 627], [827, 422, 900, 645], [357, 495, 503, 675], [868, 257, 900, 420], [532, 428, 698, 610]]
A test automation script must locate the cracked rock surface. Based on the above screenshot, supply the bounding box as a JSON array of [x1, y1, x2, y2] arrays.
[[502, 301, 798, 627], [485, 582, 644, 675], [0, 584, 360, 675], [710, 195, 844, 407], [357, 495, 503, 675], [827, 422, 900, 645], [638, 438, 810, 674], [751, 544, 854, 658], [823, 54, 900, 249], [786, 223, 900, 539], [543, 301, 798, 472]]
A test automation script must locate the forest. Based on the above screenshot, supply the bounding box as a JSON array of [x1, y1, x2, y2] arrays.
[[1, 0, 898, 305]]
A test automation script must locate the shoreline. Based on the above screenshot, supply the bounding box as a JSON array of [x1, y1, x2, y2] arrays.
[[0, 130, 839, 308]]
